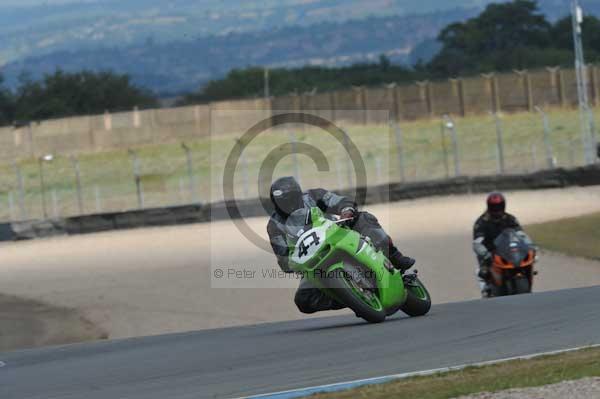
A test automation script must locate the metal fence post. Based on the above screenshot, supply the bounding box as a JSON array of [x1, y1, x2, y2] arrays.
[[443, 115, 461, 176], [287, 130, 301, 184], [335, 158, 344, 190], [531, 144, 538, 171], [8, 192, 15, 222], [490, 112, 506, 174], [94, 185, 102, 213], [375, 157, 383, 185], [391, 121, 406, 182], [440, 121, 450, 178], [51, 190, 59, 218], [12, 162, 26, 220], [128, 149, 144, 209], [37, 155, 54, 219], [342, 128, 353, 187], [181, 142, 199, 203], [569, 139, 576, 167], [177, 177, 183, 203], [535, 106, 556, 169], [236, 138, 250, 199], [70, 156, 84, 214]]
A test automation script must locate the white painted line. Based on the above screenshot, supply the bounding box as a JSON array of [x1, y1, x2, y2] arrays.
[[234, 344, 600, 399], [0, 361, 5, 368]]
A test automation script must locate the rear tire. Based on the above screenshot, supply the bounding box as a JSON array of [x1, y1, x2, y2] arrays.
[[400, 276, 431, 317], [324, 268, 386, 324]]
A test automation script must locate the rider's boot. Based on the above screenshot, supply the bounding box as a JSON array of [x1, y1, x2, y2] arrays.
[[388, 246, 415, 273], [478, 265, 492, 298]]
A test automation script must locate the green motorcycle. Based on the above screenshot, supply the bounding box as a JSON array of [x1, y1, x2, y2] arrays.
[[286, 207, 431, 323]]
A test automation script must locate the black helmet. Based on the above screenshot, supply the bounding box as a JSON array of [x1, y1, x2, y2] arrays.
[[486, 192, 506, 219], [270, 176, 304, 216]]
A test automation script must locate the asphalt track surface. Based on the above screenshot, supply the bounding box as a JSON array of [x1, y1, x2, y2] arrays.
[[2, 187, 600, 339], [1, 286, 599, 399]]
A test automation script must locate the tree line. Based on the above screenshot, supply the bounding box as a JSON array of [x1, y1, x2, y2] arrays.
[[2, 0, 600, 124], [0, 70, 157, 127]]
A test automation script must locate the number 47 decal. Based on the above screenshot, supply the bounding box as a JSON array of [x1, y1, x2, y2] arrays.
[[298, 232, 320, 258]]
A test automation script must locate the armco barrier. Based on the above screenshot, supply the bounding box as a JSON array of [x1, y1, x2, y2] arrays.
[[3, 165, 599, 241], [64, 204, 209, 235], [10, 220, 66, 240], [0, 223, 15, 241]]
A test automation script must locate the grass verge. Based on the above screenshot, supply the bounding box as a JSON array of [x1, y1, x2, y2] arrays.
[[0, 106, 595, 220], [526, 212, 600, 260], [307, 347, 600, 399]]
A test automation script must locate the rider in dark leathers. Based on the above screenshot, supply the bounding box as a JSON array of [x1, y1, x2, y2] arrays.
[[473, 192, 531, 296], [267, 176, 415, 314]]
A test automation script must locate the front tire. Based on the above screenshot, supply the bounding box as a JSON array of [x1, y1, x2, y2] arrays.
[[489, 284, 505, 297], [513, 276, 531, 295], [325, 268, 386, 323], [400, 276, 431, 317]]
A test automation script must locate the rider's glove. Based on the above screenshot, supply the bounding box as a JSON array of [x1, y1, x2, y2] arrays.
[[340, 207, 357, 220], [397, 256, 416, 270], [482, 252, 492, 267]]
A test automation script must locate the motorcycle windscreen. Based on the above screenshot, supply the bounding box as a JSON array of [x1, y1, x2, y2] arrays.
[[493, 229, 530, 266], [285, 208, 312, 243]]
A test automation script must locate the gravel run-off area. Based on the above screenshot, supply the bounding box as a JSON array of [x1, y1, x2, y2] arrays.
[[454, 377, 600, 399]]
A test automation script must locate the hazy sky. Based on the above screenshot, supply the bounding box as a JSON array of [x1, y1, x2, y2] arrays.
[[1, 0, 97, 7]]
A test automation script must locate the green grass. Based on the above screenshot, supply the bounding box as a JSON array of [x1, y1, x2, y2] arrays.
[[526, 212, 600, 260], [307, 347, 600, 399], [0, 106, 596, 221]]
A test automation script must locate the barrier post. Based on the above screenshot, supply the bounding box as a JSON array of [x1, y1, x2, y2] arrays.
[[13, 163, 27, 220], [236, 138, 249, 199], [443, 115, 461, 176], [375, 157, 383, 185], [38, 154, 54, 219], [535, 106, 556, 169], [490, 111, 506, 174], [94, 186, 102, 213], [8, 192, 15, 222], [181, 142, 199, 203], [531, 144, 538, 171], [51, 190, 59, 218], [440, 121, 450, 179], [70, 156, 84, 214], [287, 130, 301, 185], [335, 158, 344, 190], [128, 149, 144, 209], [390, 121, 405, 182]]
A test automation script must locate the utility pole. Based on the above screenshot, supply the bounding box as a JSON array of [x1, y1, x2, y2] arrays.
[[264, 67, 270, 100], [572, 0, 597, 164]]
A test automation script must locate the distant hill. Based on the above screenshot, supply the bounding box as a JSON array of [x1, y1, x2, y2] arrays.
[[1, 0, 599, 95], [0, 9, 475, 95], [0, 0, 492, 65]]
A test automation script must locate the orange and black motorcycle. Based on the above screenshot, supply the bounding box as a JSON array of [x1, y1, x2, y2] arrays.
[[489, 229, 538, 297]]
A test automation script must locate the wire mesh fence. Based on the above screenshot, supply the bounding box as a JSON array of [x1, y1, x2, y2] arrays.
[[0, 107, 597, 223]]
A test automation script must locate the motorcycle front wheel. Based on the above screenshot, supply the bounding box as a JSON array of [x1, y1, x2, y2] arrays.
[[325, 265, 387, 323], [400, 275, 431, 317], [513, 276, 531, 294]]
